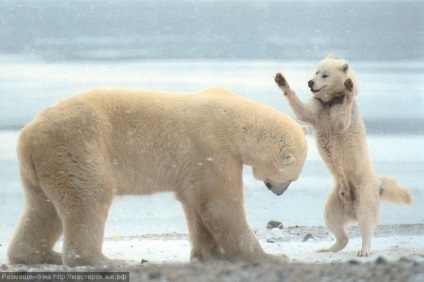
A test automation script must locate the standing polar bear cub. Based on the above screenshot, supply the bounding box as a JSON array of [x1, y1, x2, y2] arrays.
[[274, 55, 412, 257], [9, 87, 308, 266]]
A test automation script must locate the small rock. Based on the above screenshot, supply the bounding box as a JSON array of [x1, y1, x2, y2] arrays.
[[141, 259, 149, 264], [302, 233, 314, 242], [375, 256, 387, 264], [1, 264, 8, 271], [267, 239, 276, 243], [267, 220, 283, 229], [348, 259, 360, 265]]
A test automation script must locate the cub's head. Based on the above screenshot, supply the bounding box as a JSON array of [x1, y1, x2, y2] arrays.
[[308, 54, 357, 102], [252, 124, 308, 196]]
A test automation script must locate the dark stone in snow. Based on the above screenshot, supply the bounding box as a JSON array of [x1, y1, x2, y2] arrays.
[[302, 233, 314, 242], [267, 220, 283, 229]]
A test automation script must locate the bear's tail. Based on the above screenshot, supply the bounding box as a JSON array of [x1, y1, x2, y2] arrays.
[[379, 177, 412, 206]]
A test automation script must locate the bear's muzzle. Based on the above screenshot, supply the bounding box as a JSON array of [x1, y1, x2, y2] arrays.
[[265, 181, 291, 196]]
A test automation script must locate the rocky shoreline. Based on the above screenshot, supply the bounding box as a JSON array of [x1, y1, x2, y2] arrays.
[[2, 257, 423, 282], [127, 258, 424, 282], [1, 224, 423, 281]]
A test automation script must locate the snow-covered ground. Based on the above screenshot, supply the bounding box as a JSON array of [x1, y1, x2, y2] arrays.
[[86, 225, 424, 265], [1, 225, 423, 270], [1, 60, 423, 131]]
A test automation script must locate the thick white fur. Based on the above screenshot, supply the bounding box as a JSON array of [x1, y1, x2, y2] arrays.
[[8, 87, 308, 266], [275, 55, 412, 257]]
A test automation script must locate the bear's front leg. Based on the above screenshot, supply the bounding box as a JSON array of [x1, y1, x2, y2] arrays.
[[180, 203, 225, 262], [274, 73, 317, 125], [199, 198, 288, 264]]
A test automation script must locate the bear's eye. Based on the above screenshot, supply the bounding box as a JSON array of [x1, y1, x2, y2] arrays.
[[322, 74, 329, 78]]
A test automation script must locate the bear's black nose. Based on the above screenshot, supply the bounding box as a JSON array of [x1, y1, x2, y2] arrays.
[[308, 80, 314, 89]]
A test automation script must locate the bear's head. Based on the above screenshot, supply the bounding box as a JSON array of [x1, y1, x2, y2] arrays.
[[251, 125, 308, 196], [307, 54, 357, 103]]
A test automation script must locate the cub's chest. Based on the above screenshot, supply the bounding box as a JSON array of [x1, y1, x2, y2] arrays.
[[315, 131, 334, 159], [316, 102, 343, 122], [315, 124, 349, 160]]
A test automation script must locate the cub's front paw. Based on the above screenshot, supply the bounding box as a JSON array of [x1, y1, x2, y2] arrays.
[[274, 72, 287, 87], [275, 73, 292, 96], [344, 78, 354, 92]]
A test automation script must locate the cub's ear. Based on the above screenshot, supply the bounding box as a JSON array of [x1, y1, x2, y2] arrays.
[[301, 125, 309, 135], [282, 154, 295, 165], [326, 54, 335, 59], [339, 63, 349, 73]]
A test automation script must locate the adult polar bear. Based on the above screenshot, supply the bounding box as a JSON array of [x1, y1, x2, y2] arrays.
[[8, 87, 308, 267]]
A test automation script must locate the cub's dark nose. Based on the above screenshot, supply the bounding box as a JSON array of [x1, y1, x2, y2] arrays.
[[308, 80, 314, 89]]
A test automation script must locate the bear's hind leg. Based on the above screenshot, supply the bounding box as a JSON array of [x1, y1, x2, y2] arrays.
[[57, 185, 114, 267], [8, 177, 63, 265], [41, 164, 115, 268]]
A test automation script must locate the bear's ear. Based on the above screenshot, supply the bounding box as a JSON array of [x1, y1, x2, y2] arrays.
[[282, 154, 295, 165], [326, 54, 334, 59], [301, 125, 309, 135], [339, 63, 349, 73]]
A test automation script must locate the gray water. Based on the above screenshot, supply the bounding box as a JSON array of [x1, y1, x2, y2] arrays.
[[1, 132, 423, 240], [0, 60, 423, 241], [0, 0, 423, 61]]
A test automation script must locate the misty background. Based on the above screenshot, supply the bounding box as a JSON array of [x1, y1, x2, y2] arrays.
[[1, 0, 423, 62], [0, 1, 423, 239], [0, 0, 423, 131]]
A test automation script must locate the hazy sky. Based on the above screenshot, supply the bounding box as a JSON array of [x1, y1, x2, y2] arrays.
[[0, 0, 423, 61]]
